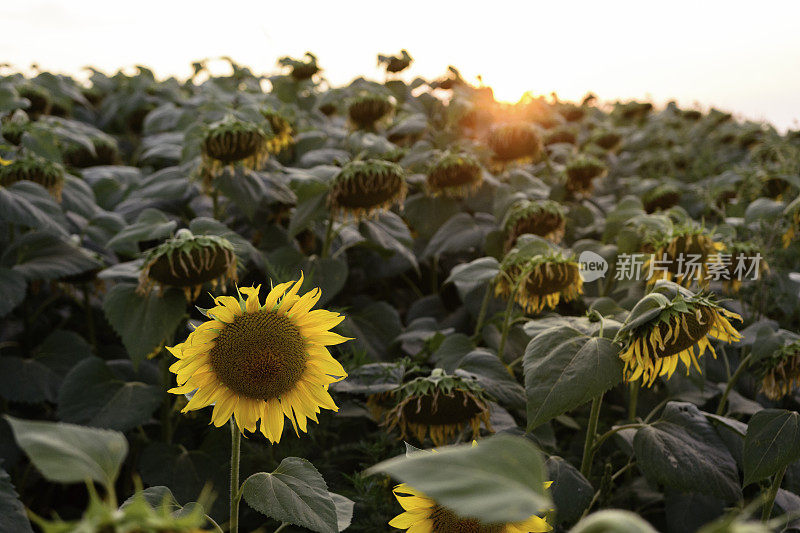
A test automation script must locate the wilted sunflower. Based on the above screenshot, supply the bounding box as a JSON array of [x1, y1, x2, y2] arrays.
[[556, 103, 585, 122], [564, 154, 608, 196], [200, 116, 269, 175], [503, 200, 566, 249], [378, 50, 413, 74], [613, 101, 653, 123], [494, 248, 583, 314], [348, 92, 394, 130], [758, 341, 800, 400], [329, 159, 407, 220], [589, 129, 623, 153], [783, 206, 799, 248], [719, 242, 769, 294], [168, 274, 350, 442], [643, 227, 724, 287], [487, 123, 543, 165], [260, 108, 294, 154], [279, 52, 320, 81], [390, 483, 552, 533], [62, 136, 119, 168], [138, 229, 238, 300], [543, 124, 578, 146], [616, 281, 742, 387], [374, 369, 493, 446], [426, 151, 482, 198], [642, 184, 681, 213], [17, 83, 51, 118], [0, 153, 66, 200], [1, 119, 28, 145]]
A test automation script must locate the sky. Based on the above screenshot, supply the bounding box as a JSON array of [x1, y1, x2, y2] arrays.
[[3, 0, 800, 130]]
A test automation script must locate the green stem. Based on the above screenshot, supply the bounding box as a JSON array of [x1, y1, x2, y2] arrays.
[[628, 382, 639, 422], [591, 423, 645, 453], [762, 465, 786, 522], [497, 285, 518, 363], [580, 393, 604, 478], [431, 255, 439, 294], [274, 524, 289, 533], [83, 284, 97, 352], [229, 420, 241, 533], [321, 212, 335, 259], [716, 351, 754, 416], [473, 283, 492, 338], [211, 190, 222, 220]]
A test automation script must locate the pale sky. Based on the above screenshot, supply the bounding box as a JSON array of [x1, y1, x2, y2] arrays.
[[3, 0, 799, 130]]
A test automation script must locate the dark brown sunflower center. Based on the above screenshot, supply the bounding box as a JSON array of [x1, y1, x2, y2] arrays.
[[209, 310, 307, 400], [401, 390, 484, 426], [524, 263, 579, 296], [652, 307, 714, 358], [430, 506, 503, 533], [332, 174, 403, 210]]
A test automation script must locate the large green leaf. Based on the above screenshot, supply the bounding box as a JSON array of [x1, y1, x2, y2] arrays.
[[103, 283, 187, 366], [0, 467, 33, 533], [422, 212, 491, 258], [0, 181, 67, 235], [368, 434, 551, 524], [546, 456, 594, 525], [524, 327, 622, 429], [106, 208, 176, 255], [632, 402, 741, 502], [5, 415, 127, 491], [2, 231, 102, 280], [58, 357, 164, 431], [444, 256, 501, 285], [339, 300, 402, 361], [570, 509, 658, 532], [457, 348, 526, 410], [742, 409, 800, 486], [241, 457, 339, 533], [0, 268, 26, 318]]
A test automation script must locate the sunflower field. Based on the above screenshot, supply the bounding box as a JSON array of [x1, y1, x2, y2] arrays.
[[1, 53, 800, 533]]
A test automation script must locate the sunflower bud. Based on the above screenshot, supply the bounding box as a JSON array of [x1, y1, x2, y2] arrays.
[[329, 159, 407, 220], [425, 151, 482, 198], [374, 369, 493, 446], [503, 199, 566, 249], [138, 230, 238, 301], [0, 153, 65, 200], [347, 92, 394, 130]]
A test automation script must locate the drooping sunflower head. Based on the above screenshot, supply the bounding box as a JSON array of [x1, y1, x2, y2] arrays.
[[495, 247, 583, 314], [17, 83, 52, 118], [379, 49, 414, 74], [138, 229, 238, 301], [426, 151, 483, 198], [487, 123, 543, 164], [616, 280, 742, 387], [278, 52, 320, 81], [200, 116, 269, 174], [783, 203, 800, 248], [377, 369, 493, 446], [347, 92, 395, 130], [1, 118, 29, 146], [564, 154, 608, 196], [589, 128, 623, 153], [613, 101, 653, 123], [543, 124, 578, 146], [556, 103, 586, 122], [167, 275, 350, 442], [642, 184, 682, 213], [503, 199, 566, 249], [643, 226, 725, 287], [390, 482, 552, 533], [260, 108, 294, 154], [329, 159, 407, 220], [62, 136, 120, 168], [0, 153, 66, 200], [758, 341, 800, 401]]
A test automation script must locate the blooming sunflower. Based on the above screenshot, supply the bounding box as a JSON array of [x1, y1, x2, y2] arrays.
[[615, 281, 742, 387], [0, 153, 66, 200], [167, 274, 350, 442], [502, 200, 566, 249], [138, 229, 238, 301], [373, 369, 493, 446], [643, 226, 724, 288], [426, 151, 482, 198], [758, 341, 800, 401], [329, 159, 407, 221], [494, 248, 583, 315], [389, 483, 552, 533]]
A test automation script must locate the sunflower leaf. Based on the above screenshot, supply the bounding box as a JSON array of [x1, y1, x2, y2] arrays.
[[367, 434, 551, 524], [241, 457, 339, 533], [742, 409, 800, 486], [0, 467, 33, 533], [524, 327, 623, 429], [5, 415, 127, 491]]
